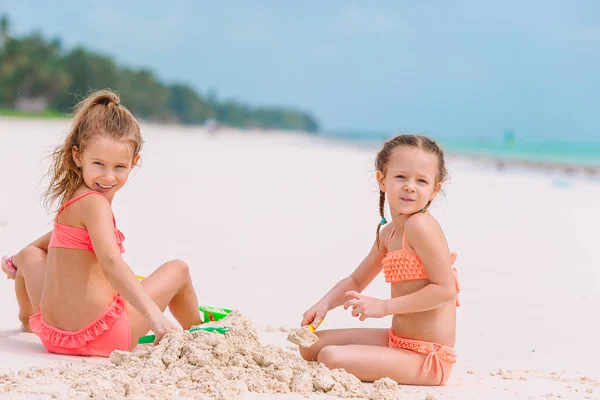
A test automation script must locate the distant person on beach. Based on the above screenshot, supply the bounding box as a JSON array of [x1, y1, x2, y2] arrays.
[[204, 118, 218, 135], [299, 135, 460, 386], [1, 89, 203, 357]]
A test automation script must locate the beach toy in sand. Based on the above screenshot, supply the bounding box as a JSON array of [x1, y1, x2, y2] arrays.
[[287, 320, 323, 348], [136, 304, 232, 344], [138, 326, 230, 344], [199, 305, 232, 323]]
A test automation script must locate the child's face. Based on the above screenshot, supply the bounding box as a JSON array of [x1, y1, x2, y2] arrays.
[[73, 136, 139, 201], [377, 146, 440, 216]]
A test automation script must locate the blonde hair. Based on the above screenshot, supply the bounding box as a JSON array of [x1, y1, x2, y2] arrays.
[[44, 89, 143, 211], [375, 134, 448, 247]]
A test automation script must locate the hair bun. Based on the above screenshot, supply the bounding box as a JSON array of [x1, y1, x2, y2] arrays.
[[97, 96, 120, 108]]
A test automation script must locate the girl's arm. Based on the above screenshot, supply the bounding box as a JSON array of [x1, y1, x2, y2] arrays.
[[383, 214, 457, 315], [80, 195, 165, 321], [313, 225, 390, 311], [27, 232, 52, 253]]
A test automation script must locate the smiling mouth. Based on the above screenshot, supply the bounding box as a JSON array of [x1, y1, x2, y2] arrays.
[[400, 197, 415, 202], [97, 183, 115, 190]]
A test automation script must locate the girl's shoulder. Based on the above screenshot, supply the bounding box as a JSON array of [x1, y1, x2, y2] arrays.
[[58, 190, 111, 218], [404, 211, 443, 239]]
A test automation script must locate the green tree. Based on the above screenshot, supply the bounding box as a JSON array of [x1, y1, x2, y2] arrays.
[[168, 84, 214, 124], [0, 14, 320, 132], [0, 31, 70, 107], [51, 47, 120, 112], [115, 68, 172, 120]]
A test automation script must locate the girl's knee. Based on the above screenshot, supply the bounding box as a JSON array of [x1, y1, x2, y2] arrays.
[[167, 259, 189, 274], [299, 331, 328, 361], [20, 246, 45, 264], [299, 343, 317, 361], [316, 345, 344, 369]]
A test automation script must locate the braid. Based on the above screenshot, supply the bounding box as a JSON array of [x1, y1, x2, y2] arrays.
[[376, 190, 386, 249]]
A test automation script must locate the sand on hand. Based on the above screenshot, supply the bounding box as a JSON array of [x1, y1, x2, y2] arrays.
[[287, 325, 319, 348], [0, 311, 398, 399]]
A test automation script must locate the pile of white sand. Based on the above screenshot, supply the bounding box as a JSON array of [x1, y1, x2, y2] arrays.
[[0, 311, 398, 400]]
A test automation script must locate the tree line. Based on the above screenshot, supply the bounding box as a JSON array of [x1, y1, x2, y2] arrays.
[[0, 15, 319, 132]]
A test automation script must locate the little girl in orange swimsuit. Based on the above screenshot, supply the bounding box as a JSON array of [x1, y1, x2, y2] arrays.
[[299, 135, 460, 386], [1, 89, 203, 357]]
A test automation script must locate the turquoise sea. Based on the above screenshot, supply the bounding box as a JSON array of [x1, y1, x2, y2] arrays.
[[323, 131, 600, 167]]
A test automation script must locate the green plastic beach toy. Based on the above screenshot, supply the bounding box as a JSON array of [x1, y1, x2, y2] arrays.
[[199, 305, 232, 323], [138, 326, 230, 344], [137, 305, 233, 344]]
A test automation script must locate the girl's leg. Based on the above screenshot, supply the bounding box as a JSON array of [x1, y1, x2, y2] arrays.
[[14, 274, 35, 332], [125, 259, 203, 350], [9, 247, 47, 331], [299, 328, 390, 361], [318, 343, 450, 385], [300, 328, 448, 385]]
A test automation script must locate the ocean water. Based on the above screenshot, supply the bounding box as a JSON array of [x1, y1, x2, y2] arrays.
[[322, 131, 600, 167]]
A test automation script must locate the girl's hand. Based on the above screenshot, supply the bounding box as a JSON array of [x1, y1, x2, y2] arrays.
[[301, 301, 329, 329], [343, 291, 387, 321], [149, 313, 179, 345], [1, 256, 17, 280]]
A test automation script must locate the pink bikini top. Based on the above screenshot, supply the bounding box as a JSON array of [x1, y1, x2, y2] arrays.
[[48, 191, 125, 253], [382, 228, 460, 306]]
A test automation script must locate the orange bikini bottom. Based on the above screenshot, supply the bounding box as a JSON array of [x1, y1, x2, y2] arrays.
[[388, 329, 456, 385]]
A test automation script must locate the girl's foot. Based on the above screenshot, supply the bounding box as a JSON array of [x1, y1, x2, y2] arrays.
[[1, 256, 17, 280]]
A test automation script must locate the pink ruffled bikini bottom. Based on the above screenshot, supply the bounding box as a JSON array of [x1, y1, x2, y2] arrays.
[[29, 294, 131, 357]]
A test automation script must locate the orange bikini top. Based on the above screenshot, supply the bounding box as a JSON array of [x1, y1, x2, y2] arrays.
[[382, 228, 460, 306], [48, 191, 125, 253]]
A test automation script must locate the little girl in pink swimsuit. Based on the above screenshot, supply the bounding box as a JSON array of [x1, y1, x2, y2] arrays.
[[1, 89, 203, 357], [299, 135, 460, 386]]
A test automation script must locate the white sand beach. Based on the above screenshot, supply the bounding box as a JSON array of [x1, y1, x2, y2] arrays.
[[1, 117, 599, 399]]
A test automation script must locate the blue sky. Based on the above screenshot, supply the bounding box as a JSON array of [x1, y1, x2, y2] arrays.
[[1, 1, 599, 140]]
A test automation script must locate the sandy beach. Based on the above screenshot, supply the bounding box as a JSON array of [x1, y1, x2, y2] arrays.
[[1, 117, 599, 399]]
